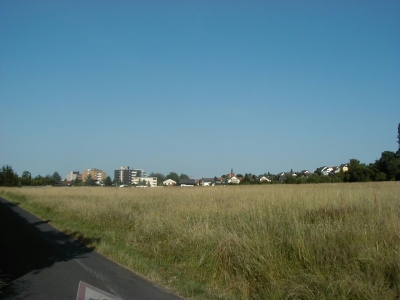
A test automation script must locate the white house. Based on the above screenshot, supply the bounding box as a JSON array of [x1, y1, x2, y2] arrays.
[[330, 166, 341, 174], [227, 176, 240, 184], [321, 167, 333, 176], [163, 179, 176, 186], [259, 176, 271, 182], [200, 178, 216, 186]]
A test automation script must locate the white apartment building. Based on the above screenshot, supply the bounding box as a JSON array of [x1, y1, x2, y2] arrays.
[[132, 176, 157, 187], [114, 166, 155, 186]]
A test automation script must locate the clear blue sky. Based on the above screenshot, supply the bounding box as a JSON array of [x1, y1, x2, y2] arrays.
[[1, 0, 399, 179]]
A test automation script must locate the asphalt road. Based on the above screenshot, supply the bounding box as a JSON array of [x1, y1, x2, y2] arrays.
[[0, 197, 185, 300]]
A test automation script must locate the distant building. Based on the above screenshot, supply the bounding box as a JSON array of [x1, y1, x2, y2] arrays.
[[114, 166, 155, 186], [132, 169, 146, 177], [66, 171, 81, 181], [133, 177, 157, 187], [200, 178, 216, 186], [179, 179, 196, 186], [115, 166, 133, 185], [82, 168, 107, 183], [227, 176, 240, 184], [163, 179, 177, 186], [227, 168, 236, 178], [259, 176, 271, 182]]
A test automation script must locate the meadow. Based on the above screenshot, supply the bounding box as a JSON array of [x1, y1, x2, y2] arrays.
[[1, 182, 399, 299]]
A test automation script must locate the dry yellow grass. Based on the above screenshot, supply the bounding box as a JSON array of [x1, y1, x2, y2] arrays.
[[1, 182, 399, 299]]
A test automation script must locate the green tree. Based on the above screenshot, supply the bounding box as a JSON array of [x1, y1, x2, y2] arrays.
[[344, 159, 372, 182], [112, 178, 120, 186], [31, 175, 42, 186], [44, 174, 53, 185], [166, 172, 179, 182], [85, 174, 94, 186], [31, 175, 51, 186], [242, 173, 252, 184], [397, 123, 400, 154], [103, 176, 113, 186], [295, 176, 307, 184], [52, 172, 62, 183], [74, 178, 83, 186], [370, 165, 387, 181], [149, 172, 166, 186], [284, 174, 296, 184], [252, 174, 258, 183], [373, 151, 400, 181], [0, 165, 19, 186], [179, 173, 190, 180], [21, 171, 32, 186]]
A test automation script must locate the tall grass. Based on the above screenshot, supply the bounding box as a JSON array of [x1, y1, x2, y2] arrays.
[[1, 183, 399, 299]]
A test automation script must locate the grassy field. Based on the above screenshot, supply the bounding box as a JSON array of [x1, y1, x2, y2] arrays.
[[1, 182, 399, 299]]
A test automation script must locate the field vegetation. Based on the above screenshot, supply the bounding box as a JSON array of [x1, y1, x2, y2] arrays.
[[1, 182, 399, 299]]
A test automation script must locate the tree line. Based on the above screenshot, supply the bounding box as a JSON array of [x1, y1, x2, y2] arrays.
[[71, 174, 114, 187], [1, 124, 399, 187], [0, 167, 191, 187], [254, 150, 399, 184], [0, 168, 63, 187], [1, 150, 398, 187]]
